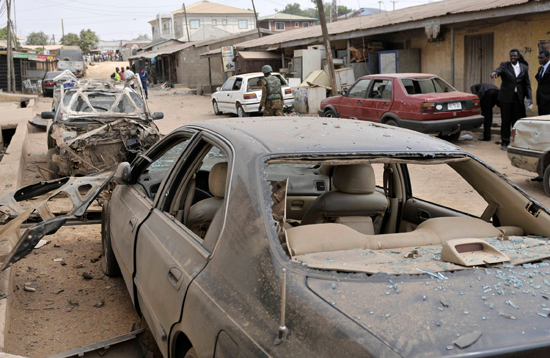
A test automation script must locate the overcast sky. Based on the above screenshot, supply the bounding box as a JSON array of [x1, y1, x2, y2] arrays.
[[2, 0, 438, 43]]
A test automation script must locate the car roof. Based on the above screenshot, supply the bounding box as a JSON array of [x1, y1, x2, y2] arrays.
[[362, 73, 438, 79], [230, 72, 282, 79], [189, 118, 464, 156]]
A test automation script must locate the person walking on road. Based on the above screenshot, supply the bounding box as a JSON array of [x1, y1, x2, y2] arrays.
[[111, 67, 121, 82], [471, 83, 500, 141], [139, 67, 149, 99], [124, 66, 135, 88], [491, 49, 532, 150], [258, 65, 284, 116], [536, 49, 550, 116]]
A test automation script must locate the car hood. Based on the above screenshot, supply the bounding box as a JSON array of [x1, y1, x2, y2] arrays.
[[411, 92, 478, 102], [308, 263, 550, 357], [510, 116, 550, 152]]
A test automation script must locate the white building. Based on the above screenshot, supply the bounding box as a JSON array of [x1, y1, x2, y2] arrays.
[[149, 0, 257, 42]]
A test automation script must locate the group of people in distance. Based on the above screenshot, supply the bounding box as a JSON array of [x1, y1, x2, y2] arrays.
[[110, 66, 150, 99], [471, 48, 550, 151]]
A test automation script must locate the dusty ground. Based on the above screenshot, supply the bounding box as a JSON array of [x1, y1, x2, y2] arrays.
[[6, 61, 550, 357]]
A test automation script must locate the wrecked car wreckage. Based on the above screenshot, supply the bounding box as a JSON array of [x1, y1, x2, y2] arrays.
[[42, 78, 162, 179]]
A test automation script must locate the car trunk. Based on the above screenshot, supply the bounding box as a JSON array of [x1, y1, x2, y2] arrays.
[[511, 116, 550, 152]]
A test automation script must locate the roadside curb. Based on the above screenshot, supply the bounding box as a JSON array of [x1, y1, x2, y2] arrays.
[[0, 100, 35, 356]]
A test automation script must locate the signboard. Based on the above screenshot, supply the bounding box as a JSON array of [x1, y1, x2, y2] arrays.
[[221, 46, 235, 73], [10, 53, 54, 60]]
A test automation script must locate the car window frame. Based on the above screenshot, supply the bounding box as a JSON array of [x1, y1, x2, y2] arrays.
[[367, 78, 393, 100], [221, 77, 236, 91], [232, 77, 243, 91], [346, 78, 371, 99], [156, 129, 235, 254]]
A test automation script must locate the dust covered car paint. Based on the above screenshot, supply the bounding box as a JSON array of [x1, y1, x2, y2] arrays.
[[96, 118, 550, 357], [0, 172, 113, 271], [45, 79, 161, 178]]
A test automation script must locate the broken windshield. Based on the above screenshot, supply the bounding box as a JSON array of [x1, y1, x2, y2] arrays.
[[266, 156, 550, 275]]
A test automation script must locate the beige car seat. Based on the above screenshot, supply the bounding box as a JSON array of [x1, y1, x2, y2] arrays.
[[300, 164, 388, 234], [187, 162, 228, 234]]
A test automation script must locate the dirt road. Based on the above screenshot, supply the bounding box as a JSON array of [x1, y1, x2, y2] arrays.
[[6, 61, 550, 357]]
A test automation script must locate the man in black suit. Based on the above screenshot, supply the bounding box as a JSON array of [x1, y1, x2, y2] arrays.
[[471, 83, 499, 141], [536, 49, 550, 115], [491, 49, 532, 150]]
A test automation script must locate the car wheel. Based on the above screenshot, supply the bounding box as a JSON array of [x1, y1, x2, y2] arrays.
[[212, 100, 222, 115], [47, 148, 60, 180], [543, 165, 550, 197], [324, 109, 338, 118], [385, 119, 399, 127], [101, 201, 122, 277], [237, 105, 249, 117], [183, 347, 198, 358]]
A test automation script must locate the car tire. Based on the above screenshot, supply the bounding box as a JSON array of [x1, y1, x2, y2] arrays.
[[47, 148, 60, 180], [101, 201, 122, 277], [324, 109, 338, 118], [212, 100, 222, 115], [183, 347, 198, 358], [543, 165, 550, 197], [237, 105, 249, 118], [385, 119, 399, 127]]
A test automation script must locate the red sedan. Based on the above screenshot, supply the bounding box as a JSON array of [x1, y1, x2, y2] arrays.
[[319, 73, 483, 139]]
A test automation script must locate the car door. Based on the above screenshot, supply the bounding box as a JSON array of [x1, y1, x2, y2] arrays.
[[337, 78, 370, 119], [109, 131, 196, 304], [362, 78, 393, 122], [133, 135, 231, 356], [217, 77, 236, 112]]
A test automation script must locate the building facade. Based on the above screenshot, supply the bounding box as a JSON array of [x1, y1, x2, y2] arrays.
[[258, 13, 317, 32], [149, 0, 256, 42]]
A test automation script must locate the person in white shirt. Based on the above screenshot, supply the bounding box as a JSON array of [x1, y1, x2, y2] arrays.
[[491, 49, 532, 150], [124, 66, 135, 88]]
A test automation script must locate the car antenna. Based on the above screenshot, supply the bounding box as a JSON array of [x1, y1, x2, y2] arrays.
[[274, 268, 290, 345]]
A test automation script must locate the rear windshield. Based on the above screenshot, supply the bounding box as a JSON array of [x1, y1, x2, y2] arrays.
[[57, 49, 83, 61], [45, 72, 63, 79], [401, 77, 456, 95], [247, 75, 288, 91]]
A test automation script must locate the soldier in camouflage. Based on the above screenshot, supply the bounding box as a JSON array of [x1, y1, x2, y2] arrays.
[[259, 65, 284, 116]]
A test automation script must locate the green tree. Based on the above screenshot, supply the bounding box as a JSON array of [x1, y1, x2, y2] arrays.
[[0, 27, 7, 40], [79, 29, 99, 53], [132, 33, 150, 41], [60, 33, 80, 46], [281, 3, 304, 16], [25, 31, 50, 46], [337, 5, 352, 16]]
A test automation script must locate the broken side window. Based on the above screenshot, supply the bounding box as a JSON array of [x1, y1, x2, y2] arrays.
[[129, 92, 144, 109], [112, 95, 135, 113]]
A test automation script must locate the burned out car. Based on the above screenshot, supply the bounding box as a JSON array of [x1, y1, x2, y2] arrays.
[[42, 79, 162, 179], [94, 118, 550, 357]]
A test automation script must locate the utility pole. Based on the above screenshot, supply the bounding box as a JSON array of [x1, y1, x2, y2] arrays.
[[315, 0, 337, 95], [61, 19, 65, 44], [251, 0, 261, 38], [52, 34, 55, 45], [182, 3, 191, 42], [7, 0, 12, 92]]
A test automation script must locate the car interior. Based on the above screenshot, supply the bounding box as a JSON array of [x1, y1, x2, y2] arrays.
[[265, 157, 550, 275]]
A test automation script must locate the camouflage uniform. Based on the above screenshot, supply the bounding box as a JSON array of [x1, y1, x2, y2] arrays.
[[260, 75, 284, 116]]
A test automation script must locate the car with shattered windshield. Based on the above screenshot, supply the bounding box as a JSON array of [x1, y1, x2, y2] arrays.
[[3, 118, 550, 357], [319, 73, 483, 140], [42, 79, 163, 179]]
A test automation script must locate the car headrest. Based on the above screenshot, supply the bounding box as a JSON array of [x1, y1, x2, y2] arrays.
[[333, 164, 375, 194], [208, 162, 228, 199]]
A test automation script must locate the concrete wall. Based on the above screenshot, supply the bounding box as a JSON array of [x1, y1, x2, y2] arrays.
[[176, 32, 262, 89], [408, 12, 550, 108]]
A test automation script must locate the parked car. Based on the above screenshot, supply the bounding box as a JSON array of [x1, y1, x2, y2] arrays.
[[319, 73, 483, 139], [211, 72, 294, 117], [507, 114, 550, 195], [85, 118, 550, 357], [41, 69, 79, 97], [41, 78, 162, 179]]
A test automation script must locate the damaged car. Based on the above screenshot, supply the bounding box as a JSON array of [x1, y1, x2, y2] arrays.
[[41, 79, 163, 179], [88, 118, 550, 357]]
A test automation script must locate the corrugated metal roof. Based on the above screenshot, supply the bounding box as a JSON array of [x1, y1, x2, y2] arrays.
[[259, 13, 318, 21], [173, 0, 253, 15], [235, 0, 530, 49], [236, 51, 281, 59], [129, 43, 195, 59]]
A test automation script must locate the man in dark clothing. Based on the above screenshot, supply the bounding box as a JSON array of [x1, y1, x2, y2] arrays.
[[258, 65, 284, 116], [471, 83, 500, 141], [491, 49, 532, 150], [536, 49, 550, 116], [139, 67, 149, 99]]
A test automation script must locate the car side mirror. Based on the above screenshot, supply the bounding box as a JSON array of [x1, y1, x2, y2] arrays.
[[216, 87, 221, 92], [152, 112, 164, 120], [341, 88, 348, 96], [114, 162, 131, 184], [41, 111, 55, 119]]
